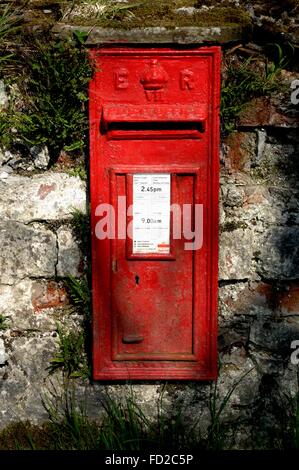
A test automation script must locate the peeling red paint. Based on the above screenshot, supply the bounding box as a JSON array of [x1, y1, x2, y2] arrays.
[[38, 183, 56, 200], [278, 283, 299, 315], [32, 281, 68, 312]]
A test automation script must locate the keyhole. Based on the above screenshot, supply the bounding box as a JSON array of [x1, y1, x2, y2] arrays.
[[135, 275, 140, 285]]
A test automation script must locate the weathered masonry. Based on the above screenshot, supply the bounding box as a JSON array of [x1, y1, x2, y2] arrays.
[[0, 0, 298, 450]]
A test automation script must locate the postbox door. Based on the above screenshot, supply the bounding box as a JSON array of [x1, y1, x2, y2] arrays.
[[111, 171, 196, 361]]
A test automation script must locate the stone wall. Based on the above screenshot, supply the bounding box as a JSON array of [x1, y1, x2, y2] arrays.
[[217, 93, 299, 447], [0, 166, 86, 424], [0, 0, 299, 449]]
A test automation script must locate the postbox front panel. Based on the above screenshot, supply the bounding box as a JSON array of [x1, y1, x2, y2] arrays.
[[89, 48, 220, 380]]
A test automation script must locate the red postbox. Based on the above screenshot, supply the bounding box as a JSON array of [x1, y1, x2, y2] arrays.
[[89, 47, 220, 380]]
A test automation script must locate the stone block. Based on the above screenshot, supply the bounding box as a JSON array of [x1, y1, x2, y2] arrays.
[[249, 317, 299, 356], [217, 356, 259, 414], [0, 222, 57, 284], [0, 335, 59, 428], [0, 338, 8, 365], [52, 23, 246, 45], [255, 227, 299, 280], [219, 229, 255, 280], [239, 97, 299, 128], [57, 226, 82, 277], [223, 184, 285, 227], [29, 146, 50, 170], [0, 173, 86, 222], [0, 279, 75, 332], [219, 282, 273, 319]]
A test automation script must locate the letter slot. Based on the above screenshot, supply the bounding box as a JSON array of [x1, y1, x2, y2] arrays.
[[101, 104, 207, 139]]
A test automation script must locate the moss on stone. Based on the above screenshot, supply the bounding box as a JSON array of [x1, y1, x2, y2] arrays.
[[221, 221, 248, 232], [62, 1, 252, 30], [0, 421, 53, 450], [245, 0, 299, 15]]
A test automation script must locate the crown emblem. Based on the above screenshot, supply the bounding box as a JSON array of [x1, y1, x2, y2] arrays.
[[140, 59, 169, 102]]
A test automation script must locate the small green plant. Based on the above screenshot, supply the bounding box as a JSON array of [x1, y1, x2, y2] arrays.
[[67, 161, 87, 180], [0, 4, 20, 75], [0, 94, 19, 149], [221, 55, 285, 134], [72, 29, 89, 46], [65, 275, 91, 321], [0, 314, 8, 330], [49, 323, 88, 378], [64, 275, 92, 372], [69, 208, 90, 253], [0, 112, 10, 148], [12, 35, 93, 163], [265, 44, 291, 82]]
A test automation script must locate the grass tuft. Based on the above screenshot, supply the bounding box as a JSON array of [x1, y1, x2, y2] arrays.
[[0, 368, 267, 450], [0, 4, 21, 76], [48, 323, 89, 378]]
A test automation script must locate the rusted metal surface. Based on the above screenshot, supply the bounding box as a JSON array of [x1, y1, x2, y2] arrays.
[[89, 47, 220, 380]]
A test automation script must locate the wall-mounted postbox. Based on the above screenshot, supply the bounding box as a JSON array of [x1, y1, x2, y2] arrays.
[[89, 47, 220, 380]]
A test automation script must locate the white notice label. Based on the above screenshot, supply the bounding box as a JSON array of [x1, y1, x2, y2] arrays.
[[133, 174, 171, 254]]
